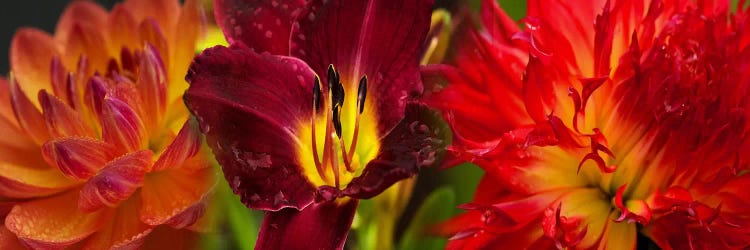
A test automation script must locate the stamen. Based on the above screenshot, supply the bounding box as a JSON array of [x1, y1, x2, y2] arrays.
[[347, 75, 367, 165], [329, 65, 345, 138], [311, 75, 324, 178]]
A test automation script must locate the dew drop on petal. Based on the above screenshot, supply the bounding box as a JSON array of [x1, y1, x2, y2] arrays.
[[308, 13, 316, 21], [265, 31, 273, 38]]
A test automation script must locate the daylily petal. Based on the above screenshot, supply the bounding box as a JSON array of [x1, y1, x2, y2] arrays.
[[343, 102, 447, 199], [10, 28, 59, 106], [5, 190, 111, 249], [215, 0, 307, 55], [79, 150, 152, 212], [41, 137, 117, 180], [39, 90, 95, 139], [0, 162, 77, 199], [140, 157, 215, 226], [256, 199, 358, 250], [153, 119, 202, 171], [140, 226, 201, 249], [184, 44, 317, 211], [290, 0, 433, 135], [83, 195, 153, 250]]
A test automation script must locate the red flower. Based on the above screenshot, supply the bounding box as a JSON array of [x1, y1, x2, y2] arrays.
[[428, 0, 750, 249], [183, 0, 447, 248]]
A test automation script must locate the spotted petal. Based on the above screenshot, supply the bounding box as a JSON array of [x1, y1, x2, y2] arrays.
[[215, 0, 307, 55], [184, 44, 317, 211]]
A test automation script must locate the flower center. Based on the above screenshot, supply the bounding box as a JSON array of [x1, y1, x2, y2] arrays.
[[296, 64, 380, 189]]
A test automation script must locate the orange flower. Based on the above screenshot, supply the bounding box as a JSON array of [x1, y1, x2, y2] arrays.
[[0, 0, 216, 248], [428, 0, 750, 249]]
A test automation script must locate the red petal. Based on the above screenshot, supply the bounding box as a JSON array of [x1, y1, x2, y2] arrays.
[[79, 150, 152, 212], [0, 224, 25, 249], [140, 158, 215, 227], [39, 90, 94, 139], [5, 190, 111, 249], [42, 137, 116, 180], [153, 119, 202, 171], [100, 94, 148, 153], [215, 0, 307, 55], [343, 102, 448, 199], [184, 45, 317, 211], [256, 199, 358, 250], [480, 0, 519, 44], [290, 0, 433, 135]]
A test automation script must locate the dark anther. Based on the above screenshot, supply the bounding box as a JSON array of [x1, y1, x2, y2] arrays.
[[327, 64, 338, 89], [312, 75, 322, 112], [332, 105, 343, 138], [357, 75, 367, 114], [328, 64, 345, 138]]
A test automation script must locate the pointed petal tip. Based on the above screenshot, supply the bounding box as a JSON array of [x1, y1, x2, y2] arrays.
[[78, 150, 153, 212]]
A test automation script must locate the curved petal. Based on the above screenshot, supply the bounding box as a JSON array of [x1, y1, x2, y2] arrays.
[[343, 102, 448, 199], [10, 28, 59, 107], [54, 1, 108, 45], [0, 162, 78, 199], [0, 224, 25, 249], [79, 150, 152, 212], [184, 44, 318, 211], [168, 0, 205, 102], [290, 0, 433, 135], [214, 0, 307, 55], [152, 119, 202, 171], [122, 0, 181, 35], [256, 199, 358, 250], [39, 90, 95, 139], [42, 137, 117, 180], [83, 195, 153, 250], [5, 190, 111, 249], [9, 78, 49, 145], [140, 156, 215, 226], [106, 4, 140, 55]]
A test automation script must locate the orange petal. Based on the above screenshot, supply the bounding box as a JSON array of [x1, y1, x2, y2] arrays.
[[168, 0, 205, 101], [54, 1, 107, 45], [106, 4, 140, 57], [39, 90, 94, 139], [61, 23, 110, 74], [137, 43, 168, 131], [10, 28, 59, 107], [42, 137, 116, 180], [139, 19, 170, 69], [9, 73, 50, 145], [83, 194, 153, 250], [0, 224, 25, 249], [5, 190, 111, 249], [140, 156, 215, 226], [0, 162, 78, 199], [153, 119, 201, 171], [79, 150, 153, 212], [123, 0, 181, 35], [0, 78, 16, 125], [49, 57, 73, 106]]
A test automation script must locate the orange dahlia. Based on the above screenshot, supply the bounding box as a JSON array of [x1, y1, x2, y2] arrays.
[[428, 0, 750, 249], [0, 0, 215, 248]]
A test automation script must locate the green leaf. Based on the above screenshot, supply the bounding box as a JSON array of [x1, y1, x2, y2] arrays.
[[397, 187, 456, 250]]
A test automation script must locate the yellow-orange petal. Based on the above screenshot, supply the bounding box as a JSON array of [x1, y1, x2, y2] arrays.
[[140, 156, 214, 226], [42, 137, 117, 180], [137, 43, 168, 132], [139, 19, 170, 70], [79, 150, 152, 212], [0, 78, 16, 126], [61, 23, 110, 74], [54, 1, 107, 46], [5, 190, 111, 249], [39, 90, 95, 139], [123, 0, 181, 36], [168, 0, 204, 101], [83, 194, 153, 250], [152, 119, 201, 171], [10, 28, 59, 107], [9, 79, 49, 145], [106, 4, 140, 57], [0, 162, 78, 199], [596, 212, 637, 250]]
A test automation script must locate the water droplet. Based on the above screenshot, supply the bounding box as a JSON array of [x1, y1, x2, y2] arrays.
[[308, 13, 316, 21], [291, 64, 299, 71], [233, 26, 242, 36], [230, 18, 236, 25], [265, 31, 273, 38], [273, 191, 288, 206], [276, 18, 282, 26], [254, 8, 262, 15], [257, 23, 264, 30], [231, 176, 241, 189], [282, 4, 289, 10], [298, 49, 307, 56], [297, 34, 306, 41], [271, 1, 279, 7]]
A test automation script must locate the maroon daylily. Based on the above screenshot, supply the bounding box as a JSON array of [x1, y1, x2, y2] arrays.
[[183, 0, 446, 248]]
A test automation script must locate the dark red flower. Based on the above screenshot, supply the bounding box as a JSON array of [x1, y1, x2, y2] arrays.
[[183, 0, 448, 248], [428, 0, 750, 249]]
